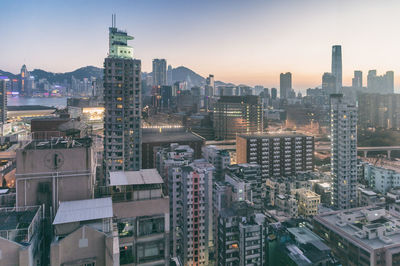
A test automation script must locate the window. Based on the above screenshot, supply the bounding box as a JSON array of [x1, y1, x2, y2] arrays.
[[138, 217, 164, 236], [117, 219, 134, 237], [137, 241, 165, 263], [120, 245, 134, 264]]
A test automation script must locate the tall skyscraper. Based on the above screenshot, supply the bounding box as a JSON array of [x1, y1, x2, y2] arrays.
[[104, 17, 142, 175], [279, 72, 292, 99], [352, 70, 362, 88], [152, 59, 167, 86], [331, 45, 342, 93], [19, 64, 34, 96], [205, 74, 215, 97], [322, 72, 336, 95], [0, 78, 7, 124], [167, 64, 173, 85], [330, 94, 357, 209], [271, 88, 277, 99]]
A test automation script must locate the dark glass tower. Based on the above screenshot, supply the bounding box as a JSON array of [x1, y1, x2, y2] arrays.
[[331, 45, 342, 93]]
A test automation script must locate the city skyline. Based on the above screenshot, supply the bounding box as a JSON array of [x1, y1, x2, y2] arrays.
[[2, 0, 400, 90]]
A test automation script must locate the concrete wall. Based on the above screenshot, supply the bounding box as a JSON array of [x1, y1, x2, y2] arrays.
[[16, 146, 93, 175], [51, 226, 115, 266], [0, 238, 21, 265], [16, 146, 94, 210]]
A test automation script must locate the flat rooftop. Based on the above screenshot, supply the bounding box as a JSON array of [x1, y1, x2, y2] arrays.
[[109, 169, 163, 186], [237, 132, 310, 139], [287, 227, 327, 248], [315, 207, 400, 250], [142, 128, 204, 143], [0, 206, 41, 244], [0, 207, 38, 231], [53, 198, 113, 225], [217, 95, 259, 104], [24, 137, 92, 150], [7, 105, 56, 111]]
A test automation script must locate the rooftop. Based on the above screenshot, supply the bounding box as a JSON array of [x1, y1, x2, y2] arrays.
[[53, 198, 113, 225], [7, 105, 57, 111], [237, 131, 310, 139], [109, 169, 163, 186], [315, 207, 400, 250], [287, 227, 327, 247], [0, 206, 41, 244], [142, 128, 204, 143], [24, 137, 92, 150], [217, 95, 260, 104]]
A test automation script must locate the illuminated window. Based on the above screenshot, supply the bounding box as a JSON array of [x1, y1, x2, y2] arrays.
[[117, 104, 123, 109], [117, 97, 122, 101]]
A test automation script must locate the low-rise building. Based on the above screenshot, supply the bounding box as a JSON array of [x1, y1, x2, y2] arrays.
[[357, 187, 381, 207], [0, 206, 43, 265], [296, 189, 320, 217], [50, 198, 119, 265], [268, 226, 338, 266], [314, 207, 400, 265]]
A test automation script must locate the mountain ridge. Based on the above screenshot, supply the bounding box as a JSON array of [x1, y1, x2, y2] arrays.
[[0, 65, 236, 87]]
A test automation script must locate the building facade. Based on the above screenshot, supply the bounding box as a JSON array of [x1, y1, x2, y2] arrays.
[[214, 96, 263, 140], [202, 145, 230, 181], [314, 207, 400, 266], [104, 23, 142, 175], [0, 78, 7, 124], [236, 133, 314, 182], [331, 45, 342, 92], [279, 72, 292, 99], [330, 94, 358, 209], [180, 161, 214, 265], [152, 59, 167, 86]]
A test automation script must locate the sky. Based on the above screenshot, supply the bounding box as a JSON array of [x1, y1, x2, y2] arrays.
[[2, 0, 400, 91]]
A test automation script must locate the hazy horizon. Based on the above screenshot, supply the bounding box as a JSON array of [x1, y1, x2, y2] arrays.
[[2, 0, 400, 91]]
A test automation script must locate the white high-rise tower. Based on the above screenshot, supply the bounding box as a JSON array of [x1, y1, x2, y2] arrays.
[[330, 94, 357, 209]]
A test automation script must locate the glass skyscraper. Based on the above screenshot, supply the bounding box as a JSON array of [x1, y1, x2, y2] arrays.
[[331, 45, 342, 93]]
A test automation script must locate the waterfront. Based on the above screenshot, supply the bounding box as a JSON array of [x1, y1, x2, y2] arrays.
[[7, 96, 68, 108]]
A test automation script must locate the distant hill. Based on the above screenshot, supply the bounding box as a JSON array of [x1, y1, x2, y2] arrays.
[[1, 65, 237, 87], [172, 66, 205, 87], [0, 66, 103, 84], [31, 66, 103, 84], [0, 70, 17, 80]]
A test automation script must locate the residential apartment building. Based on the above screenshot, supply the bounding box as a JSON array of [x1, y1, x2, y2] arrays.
[[330, 94, 357, 209], [358, 93, 400, 129], [236, 133, 314, 181], [225, 164, 262, 210], [104, 22, 142, 174], [95, 169, 170, 265], [217, 202, 267, 266], [202, 145, 231, 181], [180, 160, 214, 265], [296, 189, 320, 217]]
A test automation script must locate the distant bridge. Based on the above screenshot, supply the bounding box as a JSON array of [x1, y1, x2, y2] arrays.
[[315, 145, 400, 158]]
